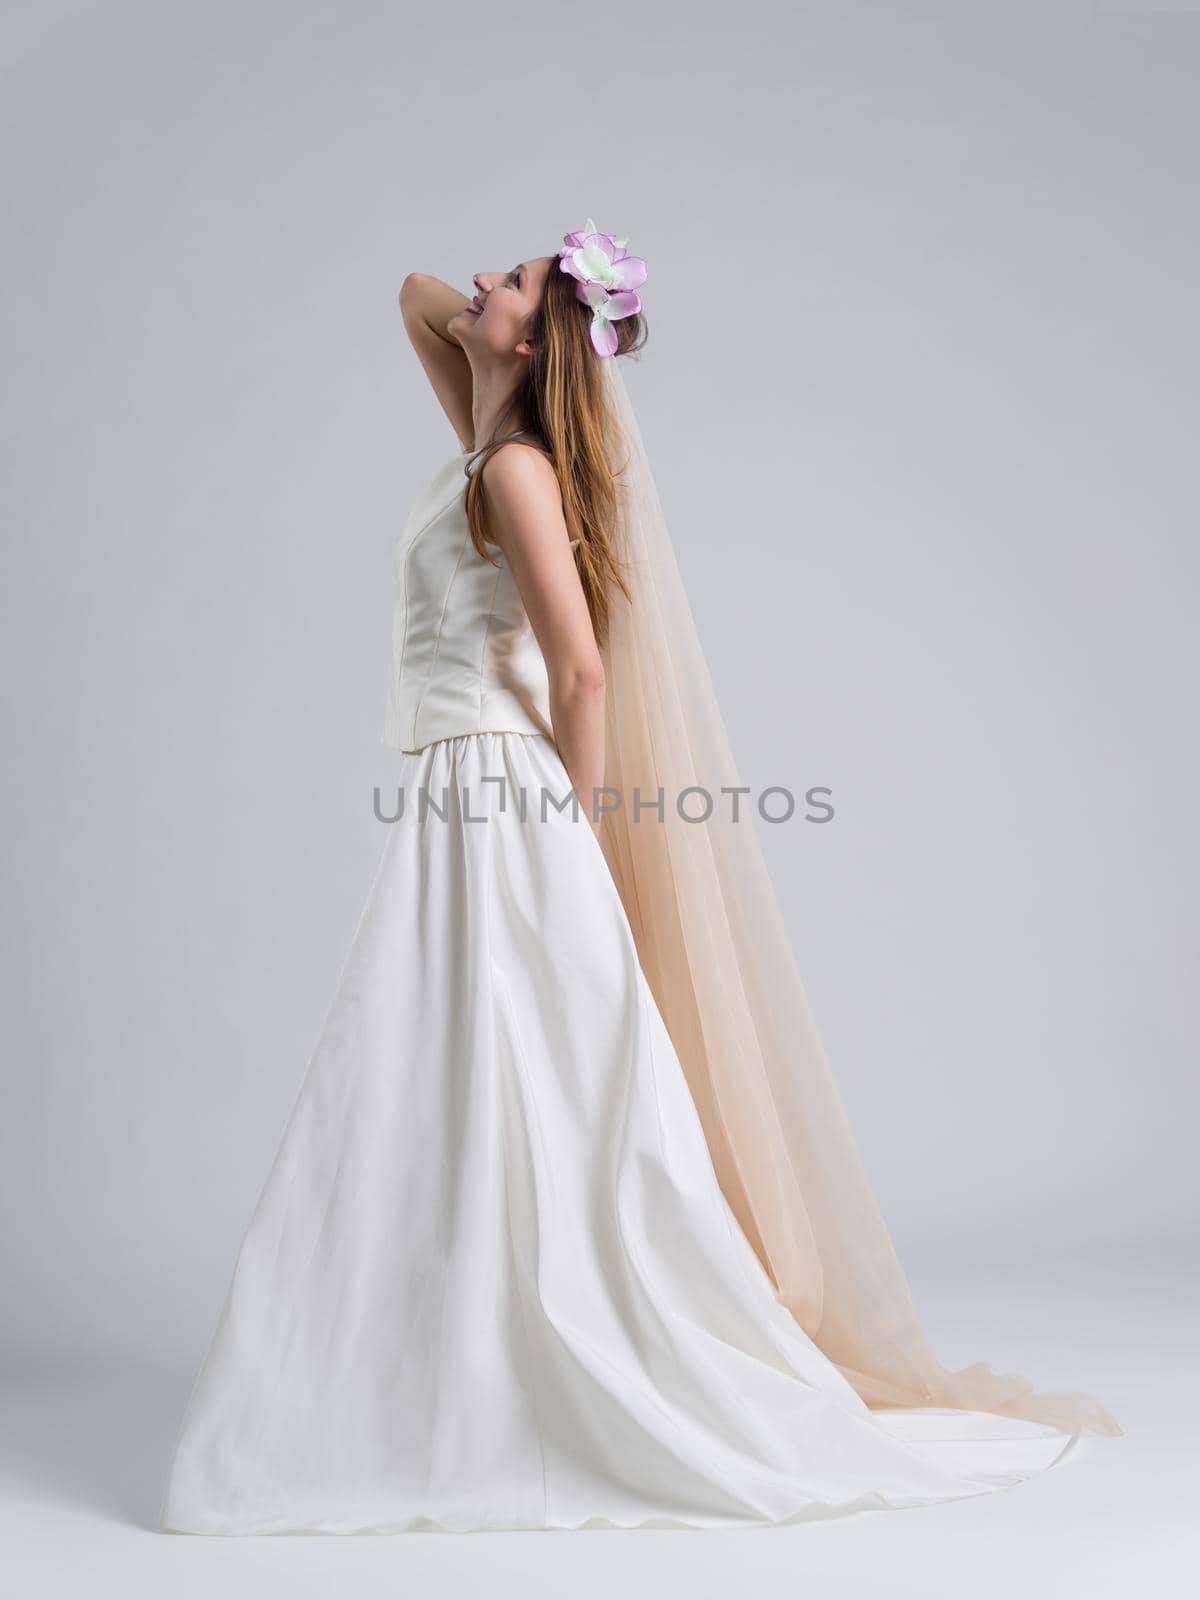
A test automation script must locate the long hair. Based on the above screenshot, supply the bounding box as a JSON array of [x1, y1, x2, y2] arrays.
[[463, 260, 648, 648]]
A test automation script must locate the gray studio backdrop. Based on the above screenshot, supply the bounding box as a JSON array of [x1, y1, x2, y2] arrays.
[[2, 0, 1196, 1377]]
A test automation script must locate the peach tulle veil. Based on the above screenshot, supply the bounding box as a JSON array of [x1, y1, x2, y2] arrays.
[[593, 355, 1121, 1439]]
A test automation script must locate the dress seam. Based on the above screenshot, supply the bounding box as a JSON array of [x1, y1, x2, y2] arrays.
[[476, 567, 505, 729], [409, 524, 472, 749], [483, 751, 551, 1528], [393, 465, 468, 746]]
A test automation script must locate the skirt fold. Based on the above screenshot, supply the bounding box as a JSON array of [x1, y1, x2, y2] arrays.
[[160, 733, 1086, 1536]]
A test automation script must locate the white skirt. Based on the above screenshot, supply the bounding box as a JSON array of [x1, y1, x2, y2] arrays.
[[160, 732, 1081, 1535]]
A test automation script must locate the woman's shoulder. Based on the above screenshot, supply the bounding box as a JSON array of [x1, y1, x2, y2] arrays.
[[475, 430, 553, 463], [474, 434, 560, 493], [472, 436, 572, 559]]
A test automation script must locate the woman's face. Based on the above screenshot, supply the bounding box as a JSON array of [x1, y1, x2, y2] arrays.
[[451, 254, 554, 358]]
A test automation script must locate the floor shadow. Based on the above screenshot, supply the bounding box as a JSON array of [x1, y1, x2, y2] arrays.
[[0, 1366, 192, 1530]]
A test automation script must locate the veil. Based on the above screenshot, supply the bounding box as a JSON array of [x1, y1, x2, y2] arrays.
[[593, 355, 1122, 1438]]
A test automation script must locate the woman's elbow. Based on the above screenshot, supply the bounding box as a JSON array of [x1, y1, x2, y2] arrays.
[[398, 271, 428, 308], [551, 658, 606, 705]]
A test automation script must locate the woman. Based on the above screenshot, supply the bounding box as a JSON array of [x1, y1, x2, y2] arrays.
[[160, 220, 1121, 1536]]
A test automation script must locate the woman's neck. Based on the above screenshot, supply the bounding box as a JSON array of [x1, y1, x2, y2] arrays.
[[468, 361, 529, 451]]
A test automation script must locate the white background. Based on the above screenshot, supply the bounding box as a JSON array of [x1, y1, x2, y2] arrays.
[[1, 1, 1196, 1592]]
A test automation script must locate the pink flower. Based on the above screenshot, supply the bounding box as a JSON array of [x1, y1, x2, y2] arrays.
[[558, 217, 647, 358]]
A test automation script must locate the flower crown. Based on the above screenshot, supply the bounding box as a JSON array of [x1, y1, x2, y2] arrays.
[[558, 217, 647, 358]]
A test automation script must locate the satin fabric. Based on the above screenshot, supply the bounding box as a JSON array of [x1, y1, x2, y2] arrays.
[[160, 733, 1085, 1536], [381, 451, 557, 753]]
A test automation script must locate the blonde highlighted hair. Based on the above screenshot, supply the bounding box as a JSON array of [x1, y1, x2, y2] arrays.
[[463, 260, 648, 648]]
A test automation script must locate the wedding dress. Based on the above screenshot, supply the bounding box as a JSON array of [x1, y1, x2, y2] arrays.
[[159, 361, 1119, 1536]]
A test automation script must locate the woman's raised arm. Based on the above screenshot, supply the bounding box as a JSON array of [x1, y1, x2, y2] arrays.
[[398, 272, 475, 452]]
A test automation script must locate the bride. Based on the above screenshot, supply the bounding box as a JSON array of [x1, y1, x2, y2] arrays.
[[159, 219, 1121, 1536]]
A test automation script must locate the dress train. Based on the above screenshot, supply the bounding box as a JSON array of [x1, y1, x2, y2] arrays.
[[161, 733, 1087, 1535]]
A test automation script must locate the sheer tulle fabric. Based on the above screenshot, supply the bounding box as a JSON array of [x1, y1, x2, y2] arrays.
[[594, 358, 1120, 1438]]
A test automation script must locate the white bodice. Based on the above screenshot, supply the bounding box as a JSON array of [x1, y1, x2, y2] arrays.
[[381, 450, 557, 754]]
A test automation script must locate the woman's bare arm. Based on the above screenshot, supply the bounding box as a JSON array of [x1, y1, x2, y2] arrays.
[[480, 445, 606, 836], [398, 273, 475, 452]]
